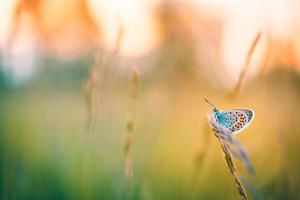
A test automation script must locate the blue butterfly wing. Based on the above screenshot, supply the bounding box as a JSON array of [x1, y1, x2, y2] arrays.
[[219, 109, 254, 134], [237, 109, 255, 122]]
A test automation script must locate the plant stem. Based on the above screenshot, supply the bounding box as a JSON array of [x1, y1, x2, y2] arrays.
[[124, 65, 139, 180], [216, 135, 248, 200]]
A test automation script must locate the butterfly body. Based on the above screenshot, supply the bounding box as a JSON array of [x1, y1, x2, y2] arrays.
[[213, 108, 254, 134]]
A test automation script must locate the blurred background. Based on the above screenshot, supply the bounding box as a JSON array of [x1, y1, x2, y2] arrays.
[[1, 0, 300, 199]]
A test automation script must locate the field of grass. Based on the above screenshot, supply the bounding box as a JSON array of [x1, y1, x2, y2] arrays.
[[1, 57, 300, 200], [1, 1, 300, 199]]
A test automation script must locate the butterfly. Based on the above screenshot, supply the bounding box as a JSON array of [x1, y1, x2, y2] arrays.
[[204, 98, 255, 134]]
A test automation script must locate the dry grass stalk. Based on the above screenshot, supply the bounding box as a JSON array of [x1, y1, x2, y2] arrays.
[[85, 52, 102, 134], [84, 24, 124, 134], [231, 32, 262, 97], [218, 138, 248, 200], [124, 65, 139, 180], [259, 33, 272, 75], [208, 115, 248, 200], [113, 24, 124, 56]]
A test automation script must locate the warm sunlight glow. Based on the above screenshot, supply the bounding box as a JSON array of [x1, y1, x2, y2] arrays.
[[89, 0, 162, 57], [196, 0, 300, 80], [1, 1, 300, 199], [0, 0, 299, 77], [0, 0, 17, 47]]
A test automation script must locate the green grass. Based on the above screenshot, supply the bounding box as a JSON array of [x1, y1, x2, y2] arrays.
[[1, 65, 300, 200]]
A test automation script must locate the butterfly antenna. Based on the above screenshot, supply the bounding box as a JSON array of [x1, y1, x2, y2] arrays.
[[203, 98, 217, 109]]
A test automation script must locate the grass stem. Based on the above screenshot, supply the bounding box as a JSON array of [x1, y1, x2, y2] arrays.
[[124, 65, 139, 180], [231, 32, 261, 97], [208, 115, 248, 200]]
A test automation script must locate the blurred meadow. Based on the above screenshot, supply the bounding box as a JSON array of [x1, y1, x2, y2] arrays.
[[1, 0, 300, 200]]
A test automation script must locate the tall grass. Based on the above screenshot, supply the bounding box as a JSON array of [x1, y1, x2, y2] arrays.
[[208, 114, 248, 200], [84, 24, 124, 135], [231, 32, 262, 97], [124, 65, 140, 180], [85, 52, 102, 134]]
